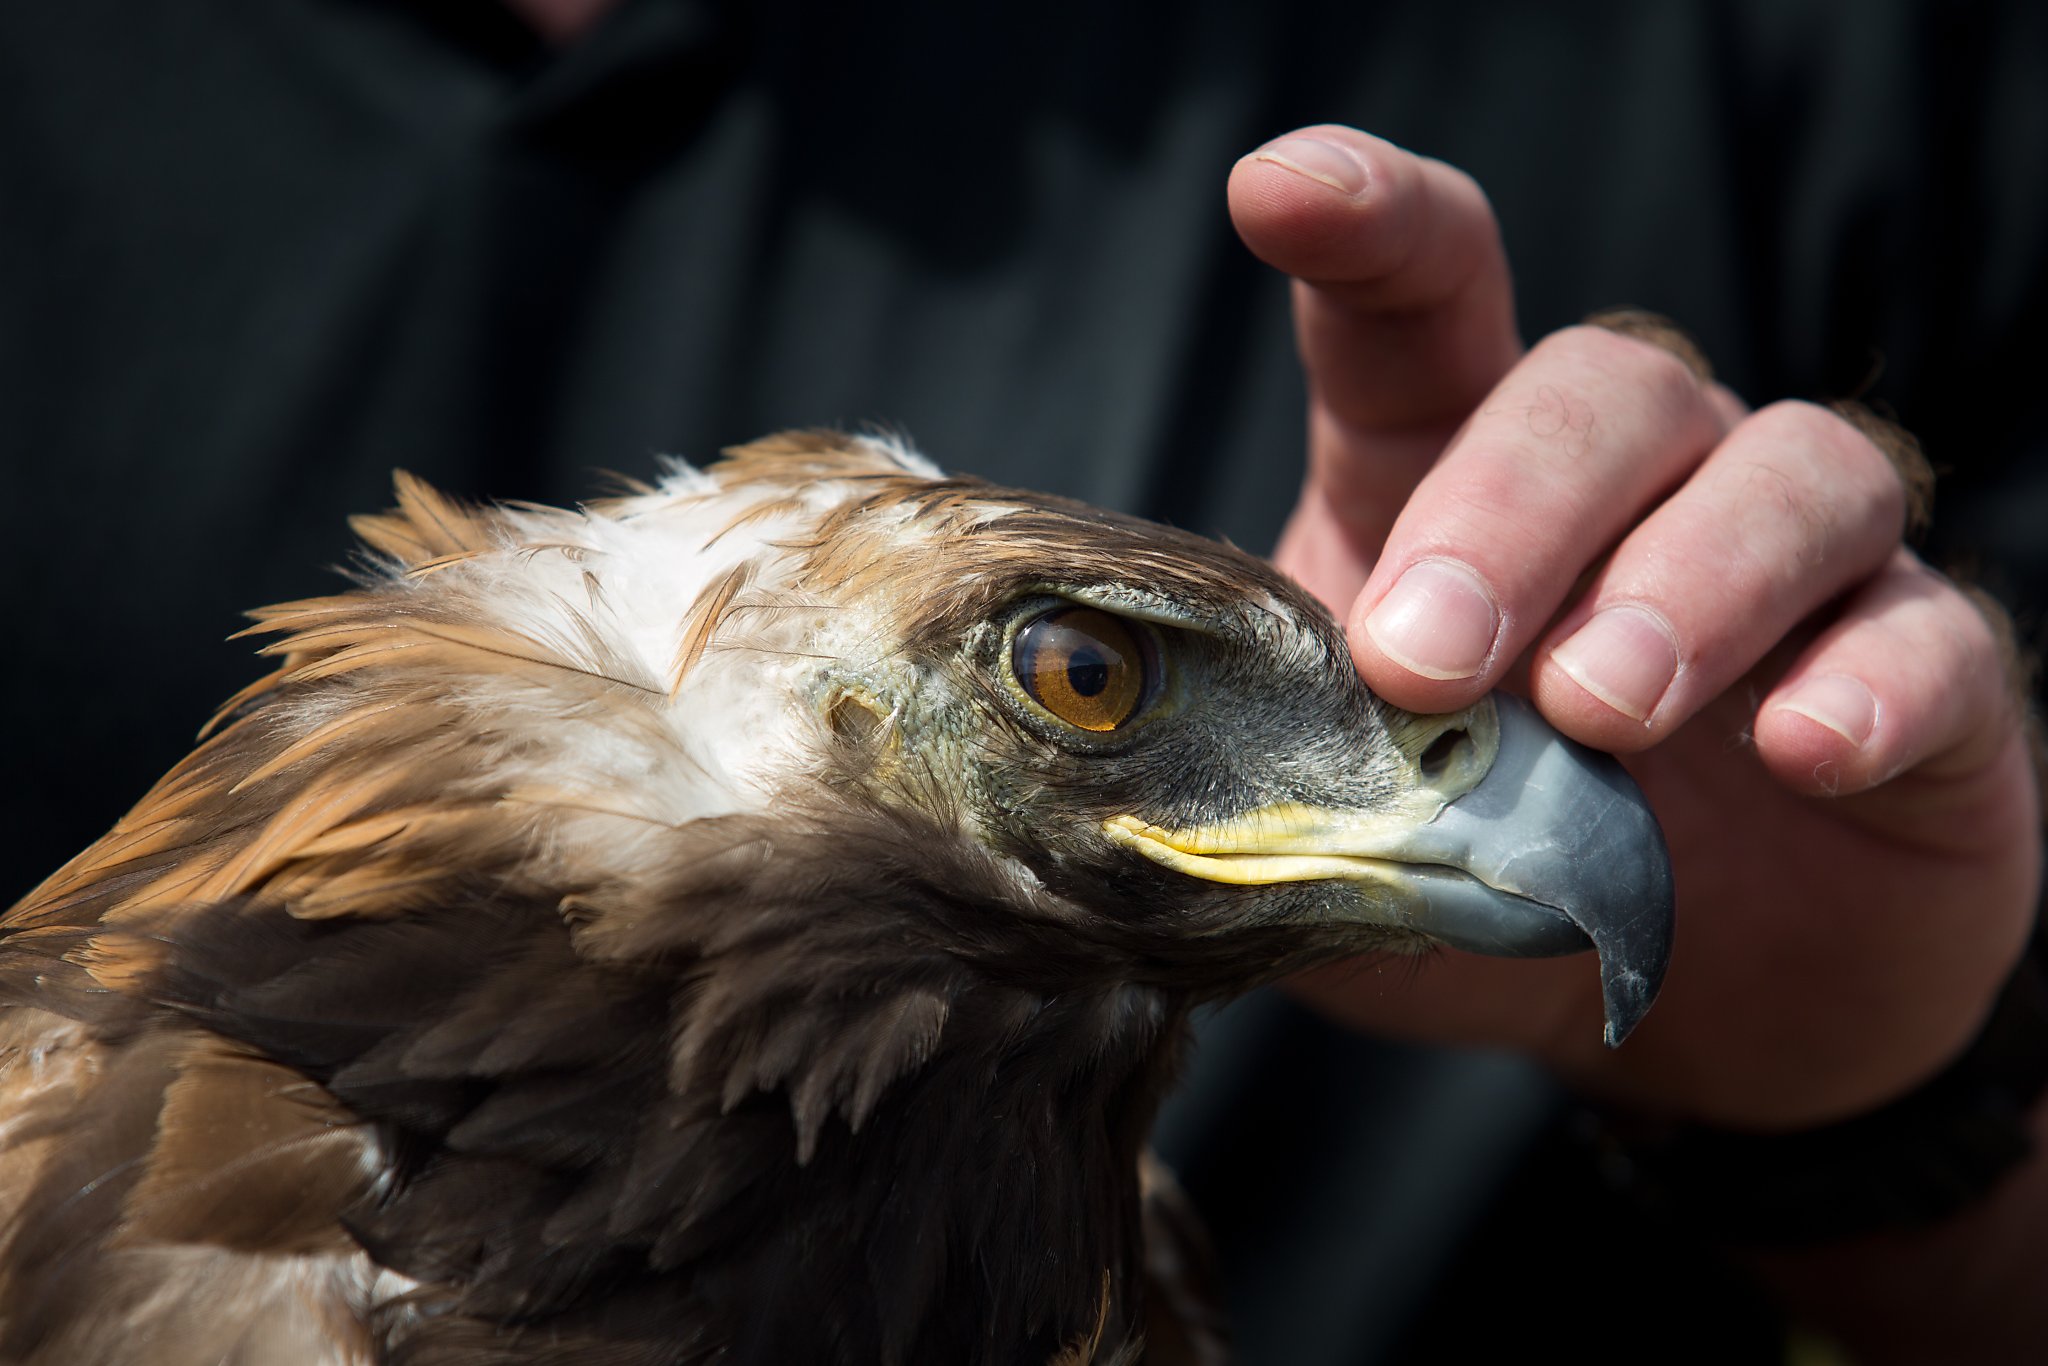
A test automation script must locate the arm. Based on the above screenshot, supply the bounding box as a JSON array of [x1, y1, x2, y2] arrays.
[[1233, 124, 2045, 1359]]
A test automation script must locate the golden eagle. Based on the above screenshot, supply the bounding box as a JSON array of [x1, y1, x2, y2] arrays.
[[0, 433, 1671, 1364]]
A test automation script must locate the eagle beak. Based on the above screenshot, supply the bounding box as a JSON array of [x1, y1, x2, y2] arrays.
[[1102, 694, 1674, 1045]]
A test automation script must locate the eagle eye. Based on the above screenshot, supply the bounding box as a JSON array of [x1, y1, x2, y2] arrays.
[[1010, 606, 1155, 733]]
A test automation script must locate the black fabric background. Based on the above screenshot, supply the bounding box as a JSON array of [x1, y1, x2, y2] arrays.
[[3, 2, 2044, 1360]]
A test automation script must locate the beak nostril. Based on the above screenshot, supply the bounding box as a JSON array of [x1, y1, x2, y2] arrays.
[[1419, 728, 1467, 783]]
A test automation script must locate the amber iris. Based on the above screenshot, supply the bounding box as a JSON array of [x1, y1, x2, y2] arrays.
[[1012, 606, 1151, 732]]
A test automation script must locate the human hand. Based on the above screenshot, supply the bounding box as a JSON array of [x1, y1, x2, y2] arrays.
[[1233, 125, 2043, 1130]]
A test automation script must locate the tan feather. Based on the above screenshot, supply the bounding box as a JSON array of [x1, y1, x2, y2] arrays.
[[670, 562, 753, 694], [75, 926, 178, 991], [399, 549, 487, 577], [228, 703, 423, 795], [25, 820, 190, 904], [188, 763, 412, 904], [238, 593, 385, 629], [267, 617, 661, 696], [346, 469, 502, 568], [701, 491, 809, 548], [283, 805, 438, 860], [347, 510, 437, 565], [103, 856, 232, 921], [269, 861, 464, 919]]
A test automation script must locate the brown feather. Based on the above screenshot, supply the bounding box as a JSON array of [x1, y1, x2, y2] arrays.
[[0, 439, 1297, 1364], [120, 1036, 374, 1254]]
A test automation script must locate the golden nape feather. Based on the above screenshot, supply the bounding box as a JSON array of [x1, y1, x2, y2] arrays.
[[0, 431, 1671, 1366]]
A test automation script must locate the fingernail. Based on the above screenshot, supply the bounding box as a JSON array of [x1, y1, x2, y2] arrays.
[[1362, 559, 1500, 680], [1250, 136, 1368, 196], [1550, 606, 1678, 723], [1772, 674, 1877, 747]]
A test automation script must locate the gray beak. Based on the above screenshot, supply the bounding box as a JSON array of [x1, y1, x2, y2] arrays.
[[1104, 693, 1676, 1044], [1387, 694, 1674, 1045]]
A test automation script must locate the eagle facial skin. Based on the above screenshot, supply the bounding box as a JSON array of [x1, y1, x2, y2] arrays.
[[0, 430, 1673, 1366]]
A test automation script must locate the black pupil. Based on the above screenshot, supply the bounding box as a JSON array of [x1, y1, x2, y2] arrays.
[[1066, 646, 1110, 697]]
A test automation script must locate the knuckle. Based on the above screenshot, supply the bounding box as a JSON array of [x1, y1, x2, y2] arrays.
[[1948, 579, 2028, 703], [1744, 397, 1840, 445], [1579, 309, 1715, 383], [1717, 463, 1836, 571], [1886, 556, 2020, 709], [1749, 399, 1877, 467], [1745, 400, 1909, 525], [1526, 325, 1717, 438], [1587, 325, 1709, 416], [1831, 401, 1935, 536], [1544, 323, 1698, 394]]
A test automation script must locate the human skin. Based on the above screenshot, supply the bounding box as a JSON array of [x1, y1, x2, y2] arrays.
[[1239, 123, 2046, 1361]]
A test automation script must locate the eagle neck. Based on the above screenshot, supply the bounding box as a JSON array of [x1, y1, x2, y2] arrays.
[[712, 975, 1190, 1366]]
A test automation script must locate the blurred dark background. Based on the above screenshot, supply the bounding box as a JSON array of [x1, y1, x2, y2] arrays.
[[3, 2, 2043, 1360]]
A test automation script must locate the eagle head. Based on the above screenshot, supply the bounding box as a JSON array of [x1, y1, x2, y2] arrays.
[[0, 431, 1671, 1365], [709, 436, 1672, 1033]]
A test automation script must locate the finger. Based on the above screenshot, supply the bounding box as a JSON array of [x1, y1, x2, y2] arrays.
[[1343, 325, 1730, 711], [1583, 306, 1756, 432], [1530, 400, 1911, 749], [1756, 553, 2033, 806], [1230, 126, 1520, 432], [1230, 126, 1523, 552]]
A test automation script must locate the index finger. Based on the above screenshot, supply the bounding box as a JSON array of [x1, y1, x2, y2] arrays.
[[1228, 127, 1524, 446]]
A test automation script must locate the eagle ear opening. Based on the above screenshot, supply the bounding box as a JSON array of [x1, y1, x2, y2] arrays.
[[823, 686, 893, 750]]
